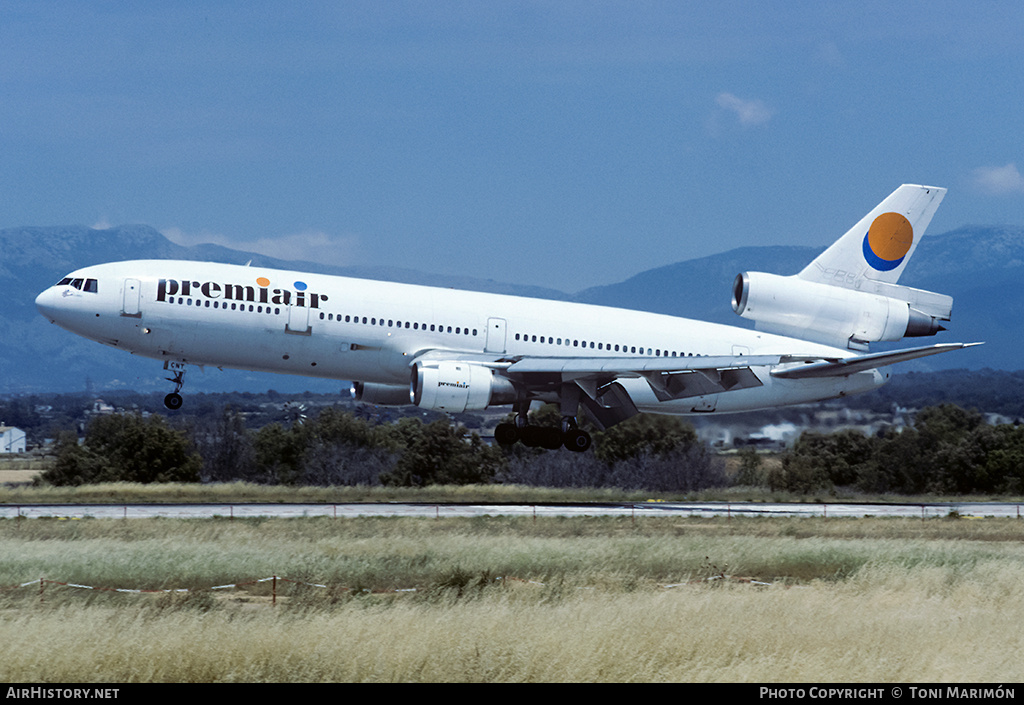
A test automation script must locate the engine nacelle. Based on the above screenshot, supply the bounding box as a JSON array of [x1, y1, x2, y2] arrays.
[[350, 381, 412, 406], [732, 271, 946, 348], [411, 361, 517, 412]]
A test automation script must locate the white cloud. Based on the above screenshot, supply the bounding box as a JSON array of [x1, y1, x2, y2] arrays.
[[160, 226, 232, 249], [715, 92, 774, 127], [970, 163, 1024, 196], [816, 40, 845, 68], [160, 227, 360, 267], [248, 231, 360, 267]]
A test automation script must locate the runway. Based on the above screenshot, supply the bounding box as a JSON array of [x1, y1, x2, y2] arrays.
[[1, 501, 1021, 520]]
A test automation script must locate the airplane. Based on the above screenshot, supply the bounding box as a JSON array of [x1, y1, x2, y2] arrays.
[[35, 184, 977, 452]]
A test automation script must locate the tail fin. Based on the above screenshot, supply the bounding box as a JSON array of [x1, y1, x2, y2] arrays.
[[800, 184, 946, 287], [733, 184, 953, 350]]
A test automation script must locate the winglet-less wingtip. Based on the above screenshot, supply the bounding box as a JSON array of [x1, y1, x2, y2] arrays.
[[770, 342, 983, 380]]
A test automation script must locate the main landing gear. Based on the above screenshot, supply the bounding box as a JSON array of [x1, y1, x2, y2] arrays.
[[493, 398, 593, 452], [163, 364, 186, 410], [493, 417, 593, 452]]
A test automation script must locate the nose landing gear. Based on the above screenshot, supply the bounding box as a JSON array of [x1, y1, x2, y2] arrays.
[[163, 363, 186, 410]]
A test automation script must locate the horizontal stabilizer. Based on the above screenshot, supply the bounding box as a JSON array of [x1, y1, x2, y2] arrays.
[[770, 343, 981, 380]]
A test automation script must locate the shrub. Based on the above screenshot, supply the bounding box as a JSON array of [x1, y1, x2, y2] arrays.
[[40, 414, 201, 485]]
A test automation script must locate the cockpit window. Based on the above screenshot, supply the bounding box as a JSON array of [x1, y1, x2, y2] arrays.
[[56, 277, 98, 293]]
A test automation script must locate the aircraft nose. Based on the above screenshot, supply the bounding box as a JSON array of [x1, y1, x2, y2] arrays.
[[35, 287, 59, 322]]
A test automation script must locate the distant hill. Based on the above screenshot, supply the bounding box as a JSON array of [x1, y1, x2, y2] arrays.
[[2, 223, 1021, 394], [575, 245, 817, 321]]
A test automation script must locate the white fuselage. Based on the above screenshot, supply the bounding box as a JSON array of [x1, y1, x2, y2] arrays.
[[35, 259, 886, 414]]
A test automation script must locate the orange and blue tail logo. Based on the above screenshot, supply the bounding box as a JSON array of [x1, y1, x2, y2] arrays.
[[862, 212, 913, 271]]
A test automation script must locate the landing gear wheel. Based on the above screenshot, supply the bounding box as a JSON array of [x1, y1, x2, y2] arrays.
[[538, 427, 564, 450], [520, 426, 543, 448], [164, 392, 183, 410], [562, 428, 592, 452], [494, 423, 519, 446]]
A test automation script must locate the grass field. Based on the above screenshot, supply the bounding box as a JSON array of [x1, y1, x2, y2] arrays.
[[4, 476, 1018, 506], [1, 513, 1023, 682]]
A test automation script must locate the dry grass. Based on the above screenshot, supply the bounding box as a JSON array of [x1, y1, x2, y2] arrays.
[[1, 515, 1023, 682], [0, 481, 665, 505], [6, 478, 1017, 505]]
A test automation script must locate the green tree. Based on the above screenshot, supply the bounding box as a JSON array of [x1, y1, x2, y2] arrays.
[[786, 429, 876, 489], [193, 405, 257, 482], [41, 414, 201, 485], [253, 422, 307, 484], [778, 451, 831, 494], [734, 447, 764, 486], [593, 414, 700, 464], [913, 405, 986, 495], [978, 424, 1024, 494], [380, 418, 503, 486]]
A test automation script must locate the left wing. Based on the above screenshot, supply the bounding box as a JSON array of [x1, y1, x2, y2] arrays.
[[409, 342, 976, 430], [505, 354, 786, 400], [503, 354, 792, 429], [770, 342, 981, 379]]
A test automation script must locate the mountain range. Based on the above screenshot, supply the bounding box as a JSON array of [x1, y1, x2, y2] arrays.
[[1, 223, 1019, 395]]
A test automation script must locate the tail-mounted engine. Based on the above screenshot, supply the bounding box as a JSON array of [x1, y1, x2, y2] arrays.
[[411, 361, 517, 412], [732, 271, 951, 350]]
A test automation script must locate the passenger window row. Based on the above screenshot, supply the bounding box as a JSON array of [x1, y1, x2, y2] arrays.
[[513, 332, 694, 358], [317, 311, 478, 337], [164, 296, 279, 314]]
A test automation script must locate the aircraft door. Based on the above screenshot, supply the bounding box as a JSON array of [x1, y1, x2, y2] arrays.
[[122, 278, 141, 317], [286, 305, 311, 335], [484, 317, 507, 354]]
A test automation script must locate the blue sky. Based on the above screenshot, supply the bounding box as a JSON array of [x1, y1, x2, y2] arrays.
[[3, 1, 1023, 291]]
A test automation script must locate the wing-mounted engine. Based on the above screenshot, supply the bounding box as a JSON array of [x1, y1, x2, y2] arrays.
[[732, 271, 951, 350], [411, 360, 517, 412]]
